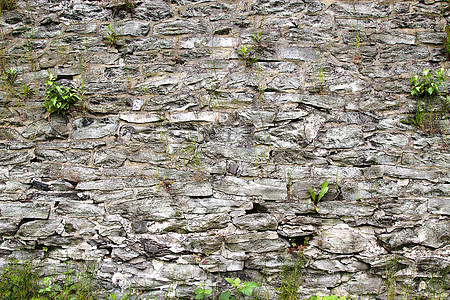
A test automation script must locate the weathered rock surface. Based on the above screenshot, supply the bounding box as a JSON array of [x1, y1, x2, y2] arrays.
[[0, 0, 448, 298]]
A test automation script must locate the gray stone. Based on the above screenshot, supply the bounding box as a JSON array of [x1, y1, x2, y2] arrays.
[[77, 179, 124, 191], [0, 218, 19, 235], [383, 166, 439, 182], [318, 202, 376, 217], [111, 247, 140, 261], [378, 46, 429, 63], [0, 151, 31, 165], [226, 234, 287, 253], [84, 82, 127, 96], [418, 220, 450, 248], [378, 227, 418, 249], [238, 110, 275, 128], [182, 235, 223, 254], [197, 255, 244, 272], [169, 181, 213, 197], [93, 148, 128, 168], [134, 76, 180, 95], [170, 111, 228, 123], [148, 213, 229, 234], [36, 142, 70, 149], [22, 118, 69, 141], [107, 198, 176, 221], [17, 220, 63, 237], [428, 198, 450, 215], [251, 0, 305, 15], [367, 132, 410, 150], [115, 21, 149, 37], [0, 203, 50, 219], [319, 224, 367, 254], [303, 273, 342, 288], [344, 273, 383, 294], [154, 20, 207, 35], [0, 128, 22, 140], [277, 224, 316, 237], [0, 167, 8, 180], [119, 113, 161, 124], [134, 0, 173, 21], [35, 149, 91, 164], [317, 127, 363, 149], [268, 76, 302, 91], [232, 214, 278, 231], [312, 166, 362, 179], [407, 182, 449, 197], [55, 202, 105, 217], [214, 177, 287, 201], [371, 33, 415, 45], [89, 53, 120, 65], [330, 2, 391, 18], [311, 258, 369, 273], [91, 190, 134, 204], [72, 117, 119, 140], [381, 198, 427, 216], [279, 47, 320, 61], [304, 115, 325, 143], [331, 150, 399, 166], [264, 201, 316, 215], [417, 32, 443, 44]]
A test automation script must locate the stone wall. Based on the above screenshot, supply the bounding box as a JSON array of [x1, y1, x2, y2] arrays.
[[0, 0, 449, 298]]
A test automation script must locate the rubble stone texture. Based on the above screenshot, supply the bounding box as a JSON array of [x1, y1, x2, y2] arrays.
[[0, 0, 449, 299]]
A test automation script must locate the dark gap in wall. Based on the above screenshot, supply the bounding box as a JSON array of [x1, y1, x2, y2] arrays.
[[56, 74, 74, 80], [30, 179, 50, 191], [245, 202, 268, 214], [289, 236, 309, 247], [17, 218, 38, 229], [279, 234, 313, 253]]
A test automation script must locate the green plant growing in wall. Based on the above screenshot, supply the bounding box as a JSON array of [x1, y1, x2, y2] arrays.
[[0, 0, 16, 10], [104, 24, 117, 46], [193, 278, 260, 300], [250, 31, 268, 54], [236, 45, 257, 67], [3, 68, 17, 86], [43, 72, 81, 116], [410, 68, 444, 98], [309, 181, 328, 212], [402, 105, 424, 128], [0, 260, 40, 299], [250, 32, 263, 47], [403, 68, 446, 131], [280, 251, 308, 300], [222, 278, 260, 299], [19, 82, 35, 100], [194, 283, 212, 299]]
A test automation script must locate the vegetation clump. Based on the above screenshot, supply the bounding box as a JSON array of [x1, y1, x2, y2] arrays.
[[309, 181, 328, 212], [409, 68, 444, 98], [194, 277, 260, 299], [236, 45, 257, 67], [3, 68, 18, 86], [0, 0, 15, 10], [43, 72, 81, 115], [104, 24, 117, 46], [0, 261, 39, 299], [404, 68, 448, 132]]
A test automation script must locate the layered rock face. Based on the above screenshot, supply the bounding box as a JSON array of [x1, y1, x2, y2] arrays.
[[0, 0, 449, 298]]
